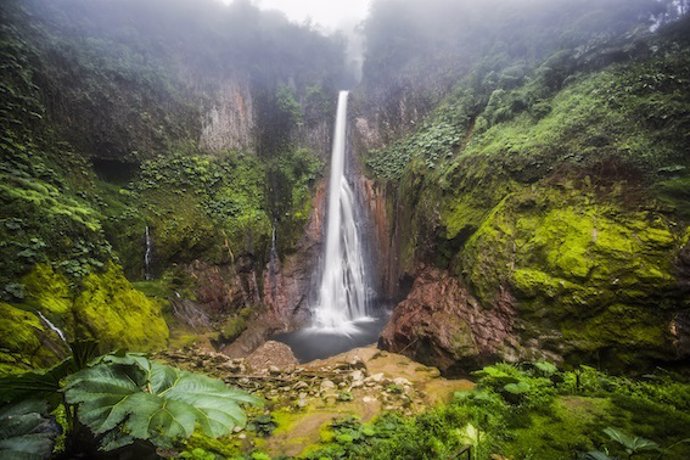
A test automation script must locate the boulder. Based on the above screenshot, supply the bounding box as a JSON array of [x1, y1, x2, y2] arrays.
[[244, 340, 298, 373], [379, 266, 519, 374]]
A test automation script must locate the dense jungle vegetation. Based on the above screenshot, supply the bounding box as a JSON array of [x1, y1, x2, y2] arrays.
[[1, 0, 690, 458]]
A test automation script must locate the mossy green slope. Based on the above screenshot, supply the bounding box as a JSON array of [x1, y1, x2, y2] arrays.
[[367, 28, 690, 370]]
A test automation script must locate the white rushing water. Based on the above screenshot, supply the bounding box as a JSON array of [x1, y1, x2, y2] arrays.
[[144, 225, 153, 280], [311, 91, 372, 334], [37, 311, 68, 344]]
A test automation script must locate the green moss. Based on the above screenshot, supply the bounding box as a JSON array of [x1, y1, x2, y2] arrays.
[[220, 308, 252, 343], [181, 431, 242, 459], [561, 303, 671, 365], [504, 396, 614, 459], [450, 320, 479, 359], [21, 264, 71, 317], [0, 302, 59, 373], [457, 185, 682, 367], [73, 263, 169, 353], [511, 268, 576, 299], [655, 175, 690, 219]]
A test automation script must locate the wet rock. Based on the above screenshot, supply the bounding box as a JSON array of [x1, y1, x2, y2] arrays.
[[262, 180, 326, 327], [379, 266, 519, 374]]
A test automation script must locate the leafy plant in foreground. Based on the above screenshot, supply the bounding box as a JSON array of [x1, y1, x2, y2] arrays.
[[603, 427, 660, 458], [63, 353, 261, 450], [0, 345, 260, 458], [0, 400, 60, 460], [582, 427, 690, 460]]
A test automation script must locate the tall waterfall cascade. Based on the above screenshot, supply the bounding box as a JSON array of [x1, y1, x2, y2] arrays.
[[311, 91, 372, 334]]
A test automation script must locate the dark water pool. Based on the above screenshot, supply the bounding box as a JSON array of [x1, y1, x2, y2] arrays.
[[272, 313, 390, 363]]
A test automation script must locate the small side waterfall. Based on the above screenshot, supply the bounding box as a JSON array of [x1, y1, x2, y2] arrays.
[[311, 91, 371, 334], [37, 311, 68, 344], [269, 225, 279, 300], [144, 225, 153, 280]]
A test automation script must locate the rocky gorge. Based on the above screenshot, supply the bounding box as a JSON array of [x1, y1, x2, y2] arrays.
[[2, 0, 690, 458]]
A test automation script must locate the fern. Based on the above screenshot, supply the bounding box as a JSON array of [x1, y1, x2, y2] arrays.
[[63, 353, 261, 450]]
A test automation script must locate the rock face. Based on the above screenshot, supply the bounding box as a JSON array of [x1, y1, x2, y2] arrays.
[[262, 180, 327, 329], [199, 77, 255, 153], [186, 259, 260, 316], [379, 266, 519, 374]]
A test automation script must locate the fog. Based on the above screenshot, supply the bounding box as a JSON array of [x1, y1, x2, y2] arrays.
[[221, 0, 371, 31]]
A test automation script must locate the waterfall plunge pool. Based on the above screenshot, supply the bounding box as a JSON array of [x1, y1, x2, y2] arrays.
[[273, 91, 389, 363], [272, 308, 391, 363]]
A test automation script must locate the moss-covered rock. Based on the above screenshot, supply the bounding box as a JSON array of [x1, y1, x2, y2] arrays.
[[0, 302, 61, 374], [73, 263, 169, 353], [453, 185, 683, 368], [21, 264, 72, 321]]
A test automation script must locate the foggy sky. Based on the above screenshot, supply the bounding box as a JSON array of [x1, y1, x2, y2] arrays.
[[221, 0, 370, 31]]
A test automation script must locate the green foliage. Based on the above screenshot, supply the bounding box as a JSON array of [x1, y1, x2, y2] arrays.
[[265, 148, 322, 254], [366, 120, 462, 180], [220, 308, 252, 343], [134, 149, 273, 266], [306, 363, 690, 459], [64, 352, 261, 450], [603, 427, 659, 457], [0, 340, 98, 410], [276, 85, 303, 125], [0, 399, 60, 460], [246, 414, 277, 437], [474, 363, 556, 410]]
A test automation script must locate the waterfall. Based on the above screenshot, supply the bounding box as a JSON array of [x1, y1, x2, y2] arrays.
[[37, 311, 68, 344], [269, 225, 278, 300], [144, 225, 153, 280], [311, 91, 371, 334]]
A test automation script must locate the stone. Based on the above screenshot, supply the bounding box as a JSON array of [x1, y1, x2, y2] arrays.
[[349, 356, 366, 369], [350, 369, 364, 382], [379, 266, 518, 374], [269, 365, 281, 375], [244, 340, 298, 372], [320, 380, 336, 391], [365, 372, 384, 383], [362, 396, 377, 404], [393, 377, 411, 387], [292, 381, 309, 391]]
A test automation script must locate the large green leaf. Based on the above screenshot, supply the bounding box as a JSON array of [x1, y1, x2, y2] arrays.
[[157, 365, 258, 437], [63, 354, 260, 450], [0, 400, 60, 460], [603, 427, 659, 454]]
